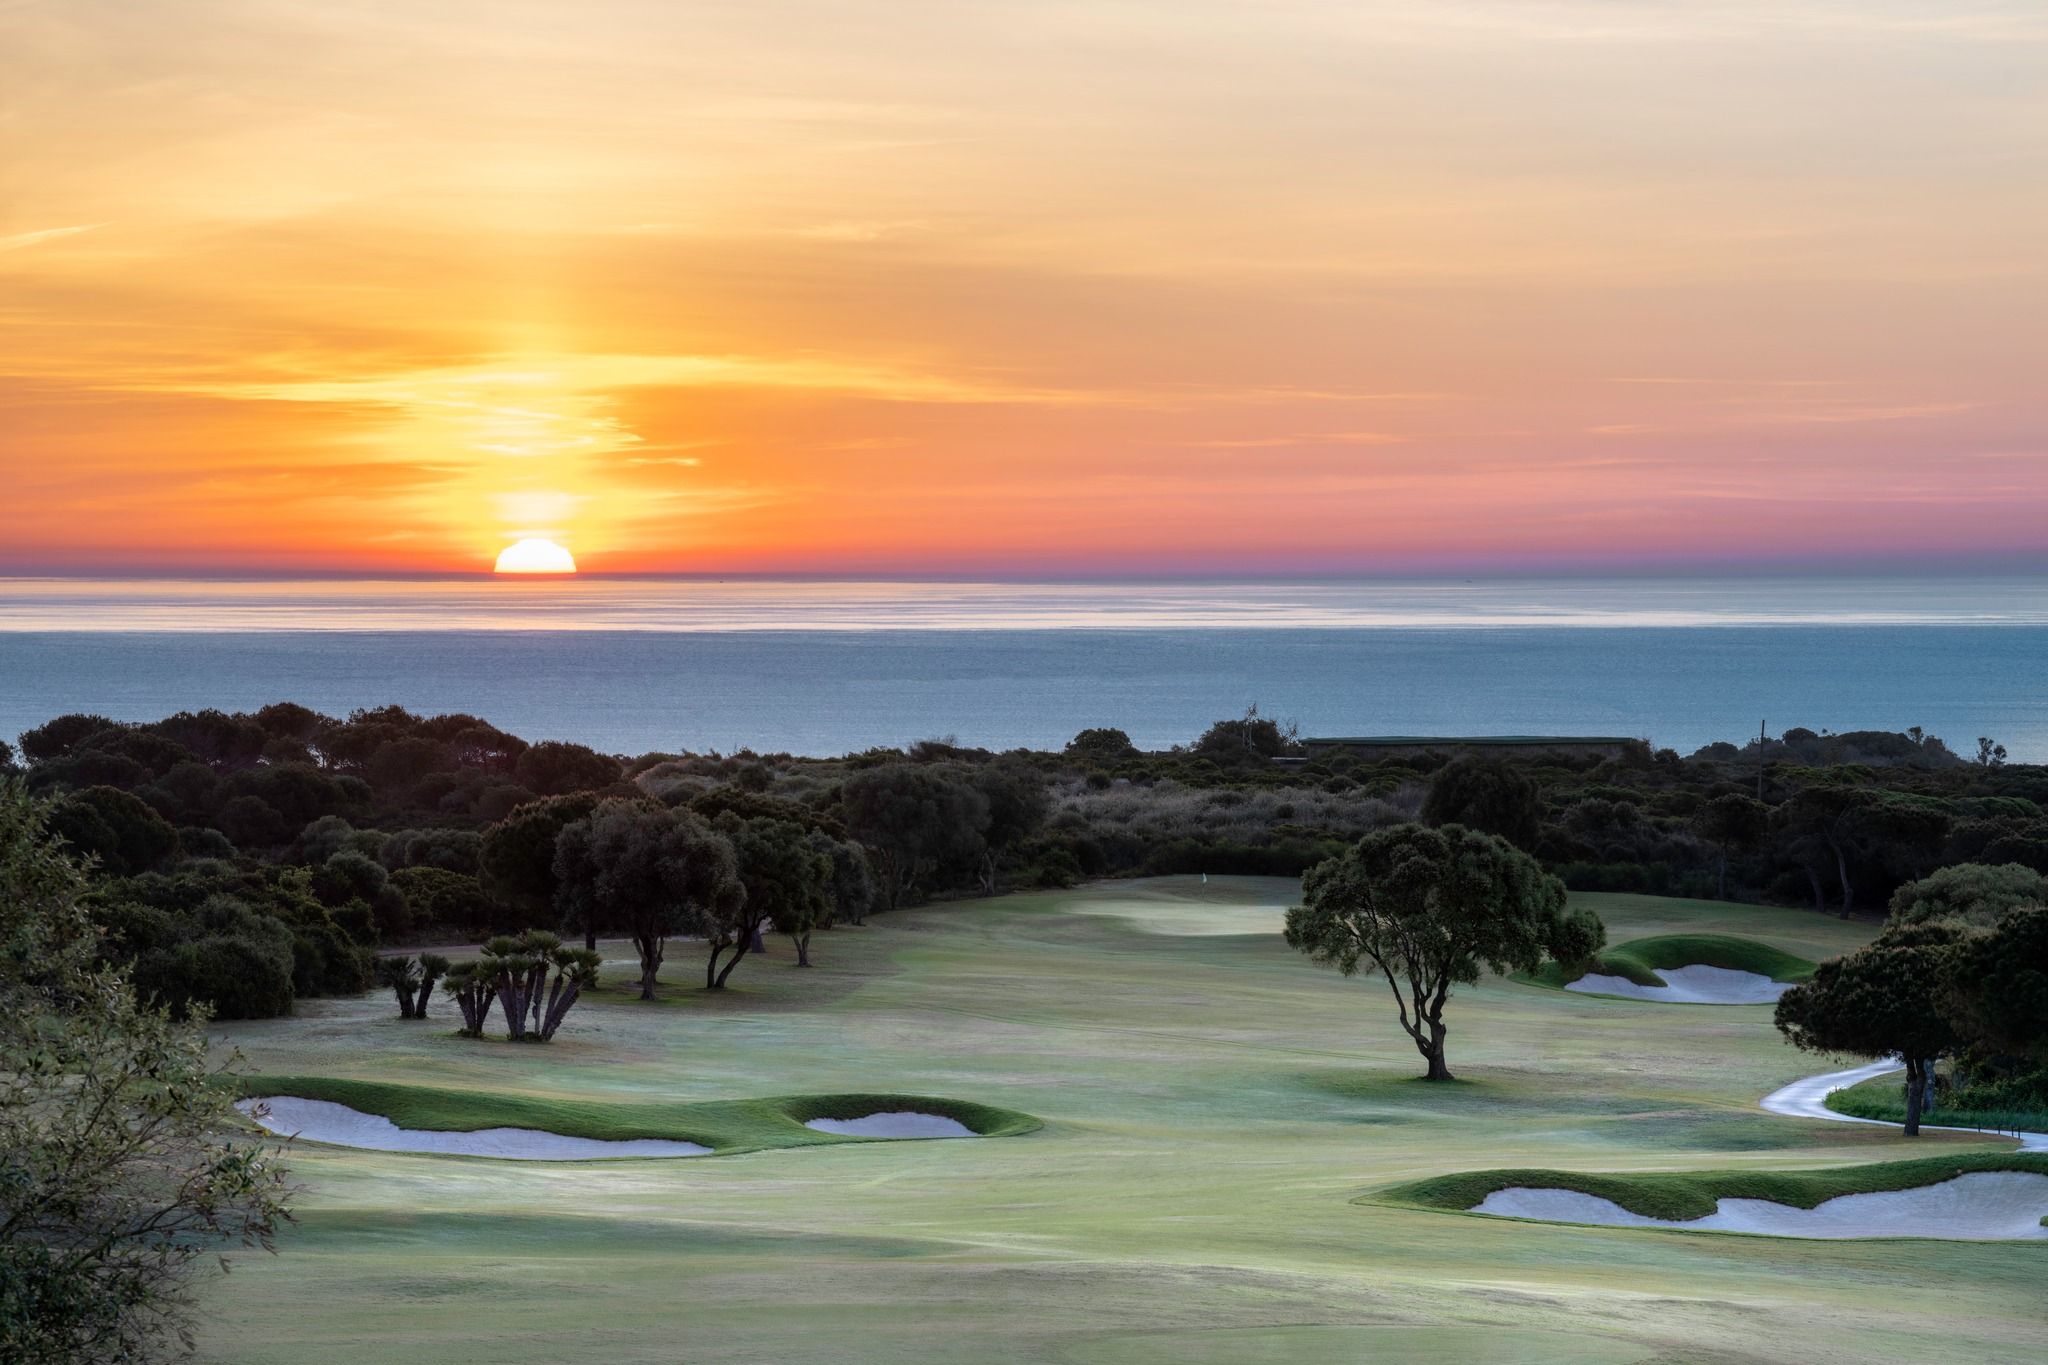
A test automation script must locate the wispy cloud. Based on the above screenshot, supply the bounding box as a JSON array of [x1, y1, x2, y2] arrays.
[[0, 224, 104, 253]]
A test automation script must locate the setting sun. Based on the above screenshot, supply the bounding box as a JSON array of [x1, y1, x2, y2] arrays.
[[493, 539, 577, 574]]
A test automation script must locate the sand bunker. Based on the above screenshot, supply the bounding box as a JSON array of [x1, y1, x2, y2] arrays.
[[803, 1111, 977, 1138], [237, 1097, 711, 1160], [1473, 1172, 2048, 1239], [1566, 964, 1789, 1004], [1761, 1060, 2048, 1151]]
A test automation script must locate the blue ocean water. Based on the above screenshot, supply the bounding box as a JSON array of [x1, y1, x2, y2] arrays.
[[3, 618, 2045, 760]]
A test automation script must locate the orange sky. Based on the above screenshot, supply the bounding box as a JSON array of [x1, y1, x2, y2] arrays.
[[4, 2, 2045, 574]]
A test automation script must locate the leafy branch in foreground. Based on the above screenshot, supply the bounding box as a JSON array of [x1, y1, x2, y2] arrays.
[[1, 780, 294, 1363]]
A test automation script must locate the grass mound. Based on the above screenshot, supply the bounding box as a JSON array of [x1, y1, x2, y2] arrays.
[[1522, 933, 1817, 991], [1826, 1074, 2048, 1137], [1376, 1151, 2048, 1223], [233, 1075, 1039, 1154]]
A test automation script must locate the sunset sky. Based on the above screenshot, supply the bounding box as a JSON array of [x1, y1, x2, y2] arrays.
[[4, 1, 2045, 575]]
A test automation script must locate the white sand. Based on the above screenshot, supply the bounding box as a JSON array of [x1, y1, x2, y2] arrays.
[[1473, 1173, 2048, 1239], [237, 1097, 711, 1160], [1566, 964, 1789, 1005], [803, 1111, 977, 1138], [1760, 1059, 2048, 1151]]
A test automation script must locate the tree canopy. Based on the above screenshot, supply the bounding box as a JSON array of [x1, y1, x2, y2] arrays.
[[1420, 758, 1541, 851], [552, 800, 742, 999], [1774, 922, 1967, 1134], [1285, 824, 1600, 1081]]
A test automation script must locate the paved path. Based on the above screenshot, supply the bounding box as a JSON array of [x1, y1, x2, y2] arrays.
[[1760, 1059, 2048, 1152]]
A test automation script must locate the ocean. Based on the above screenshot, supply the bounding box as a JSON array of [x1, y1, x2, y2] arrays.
[[3, 576, 2045, 759]]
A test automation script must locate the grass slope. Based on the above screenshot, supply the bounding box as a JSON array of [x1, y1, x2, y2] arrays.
[[194, 881, 2048, 1365], [1379, 1151, 2048, 1223], [1827, 1074, 2048, 1137], [1523, 931, 1818, 991], [234, 1075, 1038, 1152]]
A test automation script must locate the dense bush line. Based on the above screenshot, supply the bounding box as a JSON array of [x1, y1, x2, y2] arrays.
[[9, 704, 2048, 1023]]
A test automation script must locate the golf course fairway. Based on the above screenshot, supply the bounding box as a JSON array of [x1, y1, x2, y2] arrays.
[[196, 880, 2048, 1364]]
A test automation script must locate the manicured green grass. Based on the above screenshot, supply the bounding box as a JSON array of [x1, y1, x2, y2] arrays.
[[1522, 932, 1818, 991], [1827, 1074, 2048, 1137], [1379, 1151, 2048, 1223], [192, 881, 2048, 1365], [232, 1075, 1038, 1152]]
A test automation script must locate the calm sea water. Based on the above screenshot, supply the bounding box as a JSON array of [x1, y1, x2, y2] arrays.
[[3, 577, 2045, 759]]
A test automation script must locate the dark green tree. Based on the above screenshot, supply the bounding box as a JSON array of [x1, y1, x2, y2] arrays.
[[1420, 757, 1541, 851], [1694, 792, 1769, 900], [551, 800, 741, 999], [1285, 824, 1600, 1081], [1889, 862, 2048, 930], [716, 814, 833, 971], [841, 765, 989, 909], [0, 783, 293, 1362], [1940, 907, 2048, 1060], [478, 793, 600, 943], [1775, 922, 1966, 1135]]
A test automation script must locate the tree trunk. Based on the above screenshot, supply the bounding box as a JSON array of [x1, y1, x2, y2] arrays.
[[714, 937, 752, 988], [1420, 1016, 1454, 1081], [1903, 1056, 1928, 1137], [1830, 840, 1854, 917], [793, 932, 811, 967], [705, 946, 723, 989], [1804, 865, 1825, 913], [1716, 851, 1728, 901], [636, 933, 663, 1001]]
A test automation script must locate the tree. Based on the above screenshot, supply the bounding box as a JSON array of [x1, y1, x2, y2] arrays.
[[716, 814, 833, 970], [1889, 862, 2048, 930], [811, 830, 876, 929], [551, 800, 742, 999], [967, 761, 1051, 895], [16, 713, 122, 763], [1284, 824, 1600, 1081], [1976, 737, 2009, 768], [1420, 758, 1541, 851], [374, 952, 450, 1020], [440, 962, 497, 1038], [0, 783, 292, 1361], [1192, 704, 1295, 762], [1940, 907, 2048, 1061], [1774, 922, 1966, 1136], [46, 786, 181, 876], [478, 793, 600, 944], [1065, 728, 1138, 764], [840, 765, 989, 909], [1693, 793, 1769, 900], [472, 932, 601, 1040], [1774, 785, 1872, 915], [513, 741, 622, 796]]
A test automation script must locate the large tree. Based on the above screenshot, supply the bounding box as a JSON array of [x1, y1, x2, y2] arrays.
[[1940, 906, 2048, 1061], [478, 793, 600, 944], [1285, 824, 1601, 1081], [551, 800, 741, 999], [1693, 793, 1769, 901], [840, 765, 989, 909], [1, 783, 293, 1362], [967, 761, 1051, 896], [1889, 862, 2048, 930], [1774, 922, 1966, 1135], [1419, 758, 1541, 851], [716, 813, 832, 977]]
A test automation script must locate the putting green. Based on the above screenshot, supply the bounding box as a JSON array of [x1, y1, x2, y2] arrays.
[[195, 880, 2048, 1363]]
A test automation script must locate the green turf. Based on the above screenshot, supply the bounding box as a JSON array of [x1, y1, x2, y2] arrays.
[[233, 1075, 1039, 1152], [1826, 1074, 2048, 1137], [1379, 1150, 2048, 1223], [190, 881, 2048, 1364], [1522, 931, 1818, 991]]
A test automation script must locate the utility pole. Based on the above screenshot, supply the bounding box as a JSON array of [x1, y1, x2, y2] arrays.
[[1757, 718, 1767, 801]]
